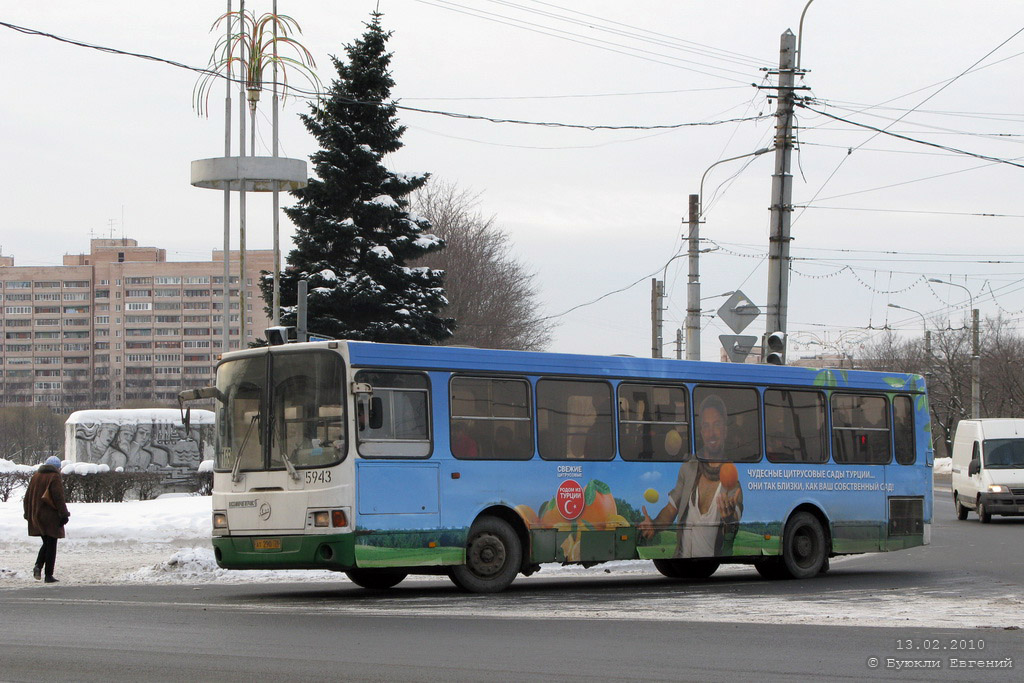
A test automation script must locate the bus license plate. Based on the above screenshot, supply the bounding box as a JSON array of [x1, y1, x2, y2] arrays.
[[253, 538, 281, 551]]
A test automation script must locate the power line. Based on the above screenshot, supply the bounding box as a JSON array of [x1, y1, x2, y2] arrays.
[[491, 0, 769, 67], [521, 0, 769, 66], [0, 19, 770, 132], [793, 205, 1024, 219], [411, 0, 758, 84], [401, 85, 748, 101], [799, 105, 1024, 169]]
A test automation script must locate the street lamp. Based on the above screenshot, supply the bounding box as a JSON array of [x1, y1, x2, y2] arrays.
[[929, 278, 980, 418], [682, 147, 772, 361], [887, 303, 932, 361]]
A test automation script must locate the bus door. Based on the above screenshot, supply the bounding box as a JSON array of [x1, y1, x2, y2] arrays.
[[884, 394, 929, 549], [830, 393, 889, 552]]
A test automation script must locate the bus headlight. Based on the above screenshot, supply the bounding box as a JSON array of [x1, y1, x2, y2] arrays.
[[988, 484, 1010, 493], [313, 511, 330, 527], [213, 512, 228, 529]]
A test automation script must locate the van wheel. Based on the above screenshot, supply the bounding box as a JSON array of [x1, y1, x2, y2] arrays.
[[977, 500, 992, 524], [448, 516, 521, 593], [954, 494, 969, 520], [781, 512, 827, 579]]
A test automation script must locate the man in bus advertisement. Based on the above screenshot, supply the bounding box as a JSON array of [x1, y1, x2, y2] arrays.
[[638, 393, 744, 558]]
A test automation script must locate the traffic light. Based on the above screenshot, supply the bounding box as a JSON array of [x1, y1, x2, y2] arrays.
[[764, 331, 787, 365], [265, 326, 296, 346]]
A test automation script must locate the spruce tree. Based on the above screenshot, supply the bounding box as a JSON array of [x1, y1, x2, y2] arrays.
[[260, 13, 453, 344]]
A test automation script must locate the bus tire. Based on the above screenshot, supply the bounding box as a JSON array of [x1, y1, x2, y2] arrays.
[[781, 512, 826, 579], [448, 516, 522, 594], [977, 500, 991, 524], [954, 493, 969, 520], [345, 569, 407, 590], [654, 559, 719, 579]]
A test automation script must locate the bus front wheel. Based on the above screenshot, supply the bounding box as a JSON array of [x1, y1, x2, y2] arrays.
[[448, 516, 522, 594], [345, 569, 407, 590], [781, 512, 827, 579]]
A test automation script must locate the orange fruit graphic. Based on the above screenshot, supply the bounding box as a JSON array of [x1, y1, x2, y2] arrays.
[[514, 504, 539, 527], [720, 462, 739, 489], [581, 490, 618, 526], [540, 505, 567, 527]]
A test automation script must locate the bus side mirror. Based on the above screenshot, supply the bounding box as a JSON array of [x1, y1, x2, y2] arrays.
[[369, 397, 384, 430], [968, 459, 980, 476]]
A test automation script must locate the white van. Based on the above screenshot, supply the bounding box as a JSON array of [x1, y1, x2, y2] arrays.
[[950, 419, 1024, 522]]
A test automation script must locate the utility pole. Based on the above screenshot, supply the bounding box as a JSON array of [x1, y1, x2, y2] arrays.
[[972, 308, 980, 418], [651, 278, 664, 358], [685, 194, 701, 361], [764, 29, 798, 356], [675, 328, 683, 360]]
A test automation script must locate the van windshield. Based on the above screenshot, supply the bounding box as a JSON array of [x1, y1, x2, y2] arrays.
[[983, 439, 1024, 469]]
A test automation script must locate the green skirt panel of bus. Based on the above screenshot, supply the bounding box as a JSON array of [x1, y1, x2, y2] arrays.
[[213, 533, 356, 570]]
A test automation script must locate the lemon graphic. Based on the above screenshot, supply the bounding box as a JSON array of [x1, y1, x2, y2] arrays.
[[644, 488, 659, 504], [664, 429, 683, 456]]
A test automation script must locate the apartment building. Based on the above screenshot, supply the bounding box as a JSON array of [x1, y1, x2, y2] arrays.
[[0, 238, 274, 410]]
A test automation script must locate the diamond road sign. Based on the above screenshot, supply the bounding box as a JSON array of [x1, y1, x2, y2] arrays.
[[719, 335, 759, 363], [717, 290, 761, 334]]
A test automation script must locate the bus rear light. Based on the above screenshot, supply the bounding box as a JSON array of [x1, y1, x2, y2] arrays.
[[213, 513, 228, 529], [331, 510, 348, 527], [313, 511, 330, 527]]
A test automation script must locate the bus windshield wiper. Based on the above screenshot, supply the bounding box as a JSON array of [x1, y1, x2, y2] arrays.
[[278, 439, 301, 482], [231, 413, 259, 483]]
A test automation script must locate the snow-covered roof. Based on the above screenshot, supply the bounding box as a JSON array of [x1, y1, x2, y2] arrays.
[[65, 409, 215, 426]]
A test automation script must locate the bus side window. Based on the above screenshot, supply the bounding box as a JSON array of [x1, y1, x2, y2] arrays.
[[617, 383, 689, 461], [693, 386, 761, 462], [765, 389, 827, 464], [832, 394, 890, 464], [449, 376, 533, 460], [893, 395, 915, 465], [354, 371, 431, 458], [537, 379, 614, 461]]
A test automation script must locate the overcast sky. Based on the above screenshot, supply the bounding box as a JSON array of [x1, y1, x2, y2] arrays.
[[2, 1, 1023, 359]]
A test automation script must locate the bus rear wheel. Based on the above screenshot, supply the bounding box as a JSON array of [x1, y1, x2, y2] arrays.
[[345, 569, 407, 590], [781, 512, 827, 579], [653, 559, 719, 579], [448, 516, 522, 594]]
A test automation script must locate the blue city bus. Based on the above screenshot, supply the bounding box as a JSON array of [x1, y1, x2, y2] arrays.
[[194, 340, 932, 593]]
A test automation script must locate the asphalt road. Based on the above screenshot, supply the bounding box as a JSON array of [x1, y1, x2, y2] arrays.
[[1, 479, 1021, 682]]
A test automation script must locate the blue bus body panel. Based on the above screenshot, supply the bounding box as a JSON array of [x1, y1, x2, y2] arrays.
[[342, 341, 930, 567]]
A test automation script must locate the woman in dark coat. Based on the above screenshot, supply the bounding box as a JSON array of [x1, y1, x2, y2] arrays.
[[23, 456, 70, 583]]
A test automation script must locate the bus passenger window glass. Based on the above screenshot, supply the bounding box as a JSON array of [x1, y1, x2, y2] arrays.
[[355, 371, 431, 458], [450, 377, 533, 460], [537, 379, 614, 460], [693, 386, 761, 462], [215, 357, 265, 472], [269, 352, 345, 469], [765, 389, 827, 463], [893, 395, 915, 465], [618, 383, 689, 461], [831, 394, 890, 464]]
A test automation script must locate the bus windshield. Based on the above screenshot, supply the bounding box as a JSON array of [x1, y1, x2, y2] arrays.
[[983, 438, 1024, 469], [215, 351, 346, 472]]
